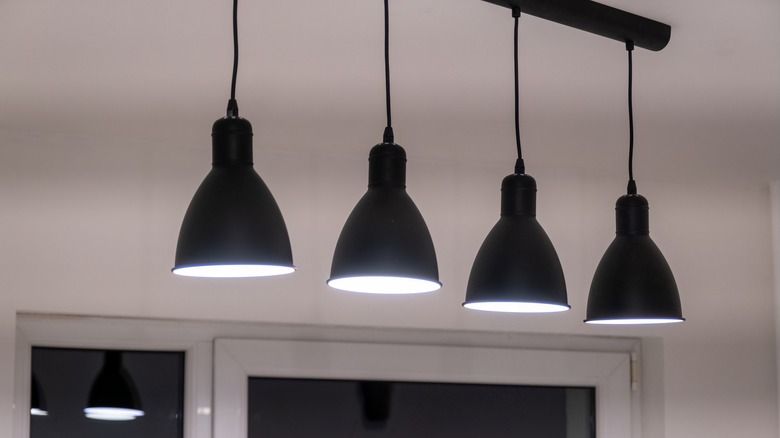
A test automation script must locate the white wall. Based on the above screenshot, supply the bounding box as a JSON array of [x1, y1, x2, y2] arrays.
[[0, 130, 777, 437], [772, 181, 780, 435]]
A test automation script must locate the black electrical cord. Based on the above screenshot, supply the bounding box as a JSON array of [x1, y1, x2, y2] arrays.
[[513, 8, 525, 174], [227, 0, 239, 117], [382, 0, 394, 144], [626, 40, 636, 194]]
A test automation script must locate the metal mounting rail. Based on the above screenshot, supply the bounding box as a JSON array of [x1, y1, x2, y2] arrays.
[[482, 0, 671, 51]]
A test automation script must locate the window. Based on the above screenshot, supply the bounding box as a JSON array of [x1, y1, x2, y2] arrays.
[[13, 315, 213, 438], [214, 339, 634, 438], [31, 347, 184, 438], [15, 315, 640, 438]]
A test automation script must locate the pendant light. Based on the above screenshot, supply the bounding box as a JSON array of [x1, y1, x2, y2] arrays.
[[172, 0, 294, 278], [585, 42, 683, 325], [463, 10, 569, 313], [30, 374, 48, 416], [84, 351, 144, 421], [327, 0, 441, 294]]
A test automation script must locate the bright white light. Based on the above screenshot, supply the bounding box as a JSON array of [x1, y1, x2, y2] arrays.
[[463, 301, 571, 313], [173, 264, 295, 278], [585, 318, 684, 325], [327, 276, 441, 294], [30, 408, 48, 416], [84, 407, 144, 421], [85, 413, 137, 421]]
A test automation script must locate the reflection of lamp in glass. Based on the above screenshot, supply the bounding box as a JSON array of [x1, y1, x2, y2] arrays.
[[84, 351, 144, 421], [30, 374, 48, 416], [358, 381, 392, 429]]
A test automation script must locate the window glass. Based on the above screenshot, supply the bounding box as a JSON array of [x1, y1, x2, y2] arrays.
[[248, 377, 594, 438], [31, 347, 184, 438]]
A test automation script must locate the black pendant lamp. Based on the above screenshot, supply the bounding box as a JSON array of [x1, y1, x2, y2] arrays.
[[84, 351, 144, 421], [585, 42, 683, 324], [327, 0, 440, 294], [463, 10, 569, 313], [172, 0, 294, 278], [30, 374, 48, 416]]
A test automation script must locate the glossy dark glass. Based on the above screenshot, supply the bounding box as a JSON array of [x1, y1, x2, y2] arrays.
[[31, 347, 184, 438], [249, 377, 594, 438]]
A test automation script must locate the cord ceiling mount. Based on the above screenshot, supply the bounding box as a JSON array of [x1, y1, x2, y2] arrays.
[[481, 0, 671, 51]]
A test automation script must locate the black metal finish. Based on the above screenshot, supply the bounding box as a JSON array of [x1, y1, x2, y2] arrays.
[[328, 143, 439, 283], [173, 117, 294, 271], [585, 194, 683, 322], [174, 0, 294, 276], [86, 352, 143, 412], [482, 0, 671, 51], [464, 174, 569, 308]]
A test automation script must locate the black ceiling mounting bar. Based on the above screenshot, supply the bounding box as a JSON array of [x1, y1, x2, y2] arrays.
[[481, 0, 671, 51]]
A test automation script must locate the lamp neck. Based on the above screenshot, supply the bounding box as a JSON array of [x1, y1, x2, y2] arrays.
[[615, 194, 649, 234], [212, 117, 254, 165], [500, 173, 536, 216], [104, 351, 122, 370], [368, 143, 406, 188]]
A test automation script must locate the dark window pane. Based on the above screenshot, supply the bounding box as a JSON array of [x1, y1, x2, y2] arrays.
[[249, 377, 595, 438], [31, 347, 184, 438]]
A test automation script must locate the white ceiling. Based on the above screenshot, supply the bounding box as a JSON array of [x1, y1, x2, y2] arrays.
[[1, 0, 778, 188]]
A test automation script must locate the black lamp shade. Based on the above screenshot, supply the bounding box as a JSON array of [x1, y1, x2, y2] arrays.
[[84, 352, 144, 421], [585, 194, 683, 324], [31, 374, 47, 416], [463, 174, 569, 313], [328, 143, 441, 294], [173, 116, 295, 277]]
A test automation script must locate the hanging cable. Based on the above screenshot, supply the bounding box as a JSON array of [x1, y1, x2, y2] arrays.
[[513, 8, 525, 174], [384, 0, 391, 129], [382, 0, 394, 144], [227, 0, 239, 117], [626, 40, 636, 194]]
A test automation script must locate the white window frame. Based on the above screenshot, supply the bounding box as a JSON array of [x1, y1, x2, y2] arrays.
[[14, 314, 645, 438], [13, 314, 213, 438], [214, 337, 638, 438]]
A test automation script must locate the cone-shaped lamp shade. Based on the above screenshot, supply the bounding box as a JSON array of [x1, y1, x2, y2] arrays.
[[328, 143, 440, 294], [173, 117, 295, 277], [463, 174, 569, 313], [31, 374, 48, 416], [585, 194, 683, 324], [84, 351, 144, 421]]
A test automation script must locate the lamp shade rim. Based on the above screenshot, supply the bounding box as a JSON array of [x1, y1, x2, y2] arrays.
[[327, 275, 441, 294], [462, 300, 571, 313], [584, 317, 685, 325], [172, 264, 296, 278]]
